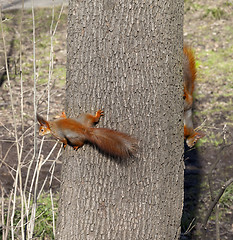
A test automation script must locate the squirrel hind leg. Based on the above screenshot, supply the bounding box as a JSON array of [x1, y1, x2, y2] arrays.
[[76, 110, 104, 127], [87, 109, 104, 125], [63, 143, 67, 149], [66, 138, 84, 151], [55, 111, 67, 119], [61, 139, 68, 149]]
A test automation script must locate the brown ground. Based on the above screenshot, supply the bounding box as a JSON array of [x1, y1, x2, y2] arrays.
[[0, 8, 66, 194], [183, 1, 233, 239]]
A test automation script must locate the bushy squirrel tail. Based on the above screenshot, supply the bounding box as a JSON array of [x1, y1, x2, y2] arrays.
[[183, 45, 205, 147], [87, 128, 138, 158], [183, 45, 196, 96]]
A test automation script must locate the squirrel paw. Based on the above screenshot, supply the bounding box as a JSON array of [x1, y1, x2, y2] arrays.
[[96, 109, 104, 117], [73, 146, 79, 151], [63, 143, 67, 149], [55, 111, 66, 119]]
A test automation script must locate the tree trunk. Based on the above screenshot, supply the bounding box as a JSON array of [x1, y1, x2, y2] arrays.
[[56, 0, 184, 239]]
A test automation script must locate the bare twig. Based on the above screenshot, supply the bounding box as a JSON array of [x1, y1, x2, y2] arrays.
[[5, 190, 13, 240], [0, 3, 64, 239], [184, 218, 196, 235], [27, 0, 38, 237], [1, 186, 6, 240], [201, 125, 233, 240], [19, 0, 25, 131], [37, 141, 61, 199], [49, 146, 62, 239], [215, 203, 220, 240], [203, 177, 233, 228], [0, 7, 25, 240], [47, 2, 64, 117], [32, 0, 37, 160]]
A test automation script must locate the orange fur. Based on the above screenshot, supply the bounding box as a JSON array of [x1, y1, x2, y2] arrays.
[[183, 46, 205, 147], [37, 110, 137, 158], [183, 46, 196, 95]]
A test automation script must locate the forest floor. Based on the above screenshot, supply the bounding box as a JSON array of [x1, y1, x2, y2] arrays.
[[183, 0, 233, 239], [0, 1, 233, 239]]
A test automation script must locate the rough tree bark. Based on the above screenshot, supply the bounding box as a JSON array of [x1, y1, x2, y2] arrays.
[[56, 0, 184, 239]]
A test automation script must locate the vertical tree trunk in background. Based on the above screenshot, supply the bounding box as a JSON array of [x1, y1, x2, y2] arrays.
[[56, 0, 184, 239]]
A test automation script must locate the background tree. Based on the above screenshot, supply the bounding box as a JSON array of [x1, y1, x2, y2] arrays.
[[56, 0, 184, 239]]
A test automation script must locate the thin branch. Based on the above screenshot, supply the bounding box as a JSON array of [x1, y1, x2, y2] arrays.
[[37, 141, 60, 199], [184, 218, 196, 235], [19, 0, 25, 132], [203, 177, 233, 228], [215, 203, 220, 240], [28, 0, 37, 237], [5, 190, 13, 240], [47, 2, 64, 117], [1, 186, 5, 240], [0, 8, 25, 240]]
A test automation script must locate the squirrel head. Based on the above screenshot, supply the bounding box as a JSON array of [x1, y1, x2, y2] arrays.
[[186, 131, 205, 148], [37, 114, 51, 136]]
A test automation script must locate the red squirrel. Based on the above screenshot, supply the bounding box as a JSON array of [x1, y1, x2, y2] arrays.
[[37, 110, 138, 158], [37, 47, 202, 152], [183, 46, 205, 147]]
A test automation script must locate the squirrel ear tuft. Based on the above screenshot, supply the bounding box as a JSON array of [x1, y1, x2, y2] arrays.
[[37, 114, 48, 126]]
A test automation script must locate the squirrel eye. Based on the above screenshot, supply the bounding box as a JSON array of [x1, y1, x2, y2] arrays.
[[41, 129, 44, 132]]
